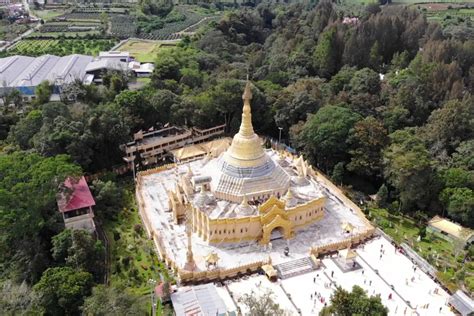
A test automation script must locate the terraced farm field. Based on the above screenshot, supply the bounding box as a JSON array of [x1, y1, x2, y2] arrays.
[[8, 39, 116, 56], [116, 39, 176, 62]]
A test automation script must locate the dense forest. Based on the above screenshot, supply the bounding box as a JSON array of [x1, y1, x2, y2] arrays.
[[1, 1, 473, 313]]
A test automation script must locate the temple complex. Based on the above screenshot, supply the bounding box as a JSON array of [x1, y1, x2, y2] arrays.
[[136, 80, 373, 282]]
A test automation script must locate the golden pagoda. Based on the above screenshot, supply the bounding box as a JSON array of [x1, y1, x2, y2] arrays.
[[168, 80, 327, 245], [212, 81, 290, 203]]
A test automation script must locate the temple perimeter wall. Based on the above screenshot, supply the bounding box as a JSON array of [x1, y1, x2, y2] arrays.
[[135, 158, 376, 284]]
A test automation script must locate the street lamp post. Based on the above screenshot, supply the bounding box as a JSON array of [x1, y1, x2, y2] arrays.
[[278, 127, 283, 144], [148, 278, 157, 316]]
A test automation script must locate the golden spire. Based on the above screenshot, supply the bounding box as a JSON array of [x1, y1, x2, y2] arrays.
[[239, 80, 254, 137], [222, 79, 267, 168]]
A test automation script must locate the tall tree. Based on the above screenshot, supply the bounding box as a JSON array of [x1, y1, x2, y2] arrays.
[[383, 128, 438, 212], [82, 285, 146, 316], [313, 27, 338, 78], [320, 285, 388, 316], [35, 81, 53, 106], [51, 229, 105, 281], [33, 267, 92, 315], [440, 187, 474, 228], [421, 96, 474, 156], [347, 116, 388, 178], [273, 78, 323, 131], [0, 152, 81, 283], [239, 289, 286, 316], [300, 105, 362, 171]]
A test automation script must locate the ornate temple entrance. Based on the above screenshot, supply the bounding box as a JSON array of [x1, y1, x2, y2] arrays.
[[270, 226, 284, 241], [261, 219, 292, 244], [259, 196, 293, 244]]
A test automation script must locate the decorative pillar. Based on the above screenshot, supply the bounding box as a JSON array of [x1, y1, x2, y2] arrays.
[[184, 208, 196, 271]]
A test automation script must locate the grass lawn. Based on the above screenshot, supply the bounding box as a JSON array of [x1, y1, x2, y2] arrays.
[[369, 207, 473, 293], [137, 77, 152, 84], [116, 39, 176, 63], [103, 181, 173, 314]]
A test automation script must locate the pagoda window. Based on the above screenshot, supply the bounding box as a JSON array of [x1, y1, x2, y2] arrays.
[[240, 228, 243, 233]]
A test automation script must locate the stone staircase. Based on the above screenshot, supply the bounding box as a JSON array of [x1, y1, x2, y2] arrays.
[[275, 257, 317, 279]]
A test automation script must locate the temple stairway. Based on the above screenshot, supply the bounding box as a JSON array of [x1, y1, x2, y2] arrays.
[[274, 257, 317, 279]]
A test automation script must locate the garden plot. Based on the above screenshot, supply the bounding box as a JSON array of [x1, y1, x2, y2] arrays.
[[116, 39, 172, 62]]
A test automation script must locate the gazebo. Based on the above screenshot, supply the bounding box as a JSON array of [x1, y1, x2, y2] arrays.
[[339, 248, 358, 262], [205, 252, 220, 269], [261, 264, 278, 281], [341, 222, 355, 234]]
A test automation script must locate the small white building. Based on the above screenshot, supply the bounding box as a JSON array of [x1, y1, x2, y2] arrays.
[[128, 61, 154, 77], [427, 216, 474, 246], [98, 51, 130, 63]]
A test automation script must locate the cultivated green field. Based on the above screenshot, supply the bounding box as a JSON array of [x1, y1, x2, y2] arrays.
[[8, 39, 116, 56]]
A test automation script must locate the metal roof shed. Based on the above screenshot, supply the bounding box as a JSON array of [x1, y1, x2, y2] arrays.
[[449, 290, 474, 316], [0, 55, 34, 86], [171, 284, 233, 316]]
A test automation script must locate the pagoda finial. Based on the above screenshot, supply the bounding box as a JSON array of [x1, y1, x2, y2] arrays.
[[242, 79, 252, 101], [239, 80, 254, 137], [241, 195, 249, 206]]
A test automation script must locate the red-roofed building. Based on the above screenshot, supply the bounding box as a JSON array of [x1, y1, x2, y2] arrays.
[[57, 176, 96, 232]]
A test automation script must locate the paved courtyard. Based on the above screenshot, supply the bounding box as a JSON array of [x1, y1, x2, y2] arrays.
[[139, 157, 369, 270], [223, 236, 454, 316]]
